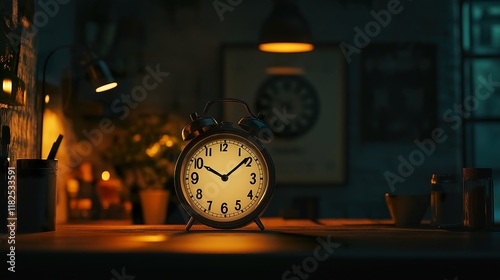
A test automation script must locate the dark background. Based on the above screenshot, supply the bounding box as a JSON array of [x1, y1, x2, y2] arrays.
[[1, 0, 499, 223]]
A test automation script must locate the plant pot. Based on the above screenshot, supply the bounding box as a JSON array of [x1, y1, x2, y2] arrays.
[[139, 189, 170, 224]]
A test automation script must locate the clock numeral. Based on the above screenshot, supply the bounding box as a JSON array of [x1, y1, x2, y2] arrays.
[[247, 190, 253, 199], [207, 200, 212, 210], [194, 158, 204, 169], [191, 172, 199, 184], [196, 188, 202, 199], [221, 202, 228, 214], [238, 147, 241, 156], [246, 157, 252, 167], [220, 142, 228, 152], [235, 200, 241, 211], [205, 146, 212, 157], [250, 172, 256, 184]]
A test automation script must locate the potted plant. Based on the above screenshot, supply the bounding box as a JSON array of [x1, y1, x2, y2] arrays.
[[101, 113, 184, 224]]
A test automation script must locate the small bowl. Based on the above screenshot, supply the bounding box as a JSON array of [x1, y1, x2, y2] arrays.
[[385, 193, 430, 228]]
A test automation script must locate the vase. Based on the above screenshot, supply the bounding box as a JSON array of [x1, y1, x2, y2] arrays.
[[139, 189, 170, 224]]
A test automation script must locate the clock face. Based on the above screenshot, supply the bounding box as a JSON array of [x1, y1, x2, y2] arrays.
[[255, 75, 320, 139], [174, 128, 274, 229]]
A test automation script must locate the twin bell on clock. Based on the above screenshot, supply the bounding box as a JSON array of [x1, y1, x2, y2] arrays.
[[174, 98, 276, 231]]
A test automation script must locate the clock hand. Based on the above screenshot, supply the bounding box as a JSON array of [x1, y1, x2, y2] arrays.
[[204, 166, 225, 179], [226, 157, 251, 177]]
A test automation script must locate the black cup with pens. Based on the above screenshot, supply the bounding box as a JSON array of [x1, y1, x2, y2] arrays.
[[16, 134, 63, 233]]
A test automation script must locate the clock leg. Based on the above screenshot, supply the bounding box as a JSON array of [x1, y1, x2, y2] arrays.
[[186, 216, 195, 231], [254, 217, 265, 231]]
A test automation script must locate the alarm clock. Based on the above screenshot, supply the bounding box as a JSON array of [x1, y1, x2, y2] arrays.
[[174, 98, 275, 231]]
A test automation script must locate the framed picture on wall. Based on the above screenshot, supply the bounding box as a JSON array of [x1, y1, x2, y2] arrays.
[[360, 43, 437, 142], [221, 44, 347, 186]]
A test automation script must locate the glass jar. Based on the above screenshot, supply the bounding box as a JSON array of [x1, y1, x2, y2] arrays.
[[462, 168, 494, 230], [430, 173, 462, 228]]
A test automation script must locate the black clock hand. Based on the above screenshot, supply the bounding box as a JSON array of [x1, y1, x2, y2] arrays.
[[226, 157, 251, 177], [204, 166, 225, 179]]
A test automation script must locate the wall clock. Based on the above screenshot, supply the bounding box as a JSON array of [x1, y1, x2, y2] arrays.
[[255, 74, 320, 139], [174, 98, 275, 230]]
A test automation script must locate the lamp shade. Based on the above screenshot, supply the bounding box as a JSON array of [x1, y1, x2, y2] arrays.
[[258, 0, 314, 53], [42, 44, 118, 98], [84, 51, 118, 93]]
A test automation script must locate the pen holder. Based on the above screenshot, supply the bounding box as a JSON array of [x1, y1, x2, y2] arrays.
[[17, 159, 58, 233]]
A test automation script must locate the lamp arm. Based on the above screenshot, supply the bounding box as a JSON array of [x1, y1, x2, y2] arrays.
[[40, 44, 82, 158], [41, 44, 90, 98]]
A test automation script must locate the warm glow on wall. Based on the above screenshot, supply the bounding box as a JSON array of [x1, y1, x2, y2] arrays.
[[265, 66, 304, 75], [42, 108, 68, 223], [42, 109, 65, 160]]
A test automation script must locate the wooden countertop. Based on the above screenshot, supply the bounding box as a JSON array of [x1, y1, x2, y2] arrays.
[[3, 218, 500, 280]]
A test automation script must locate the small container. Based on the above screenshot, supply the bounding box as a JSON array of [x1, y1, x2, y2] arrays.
[[430, 173, 463, 228], [462, 168, 494, 230], [17, 159, 58, 233]]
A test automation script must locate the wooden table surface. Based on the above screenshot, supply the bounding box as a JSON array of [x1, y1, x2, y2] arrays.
[[3, 218, 500, 280]]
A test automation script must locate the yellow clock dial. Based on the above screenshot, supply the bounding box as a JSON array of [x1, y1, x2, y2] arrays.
[[179, 132, 269, 223]]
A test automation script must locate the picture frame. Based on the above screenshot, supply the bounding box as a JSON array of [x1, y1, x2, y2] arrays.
[[360, 43, 437, 142], [221, 44, 347, 186]]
